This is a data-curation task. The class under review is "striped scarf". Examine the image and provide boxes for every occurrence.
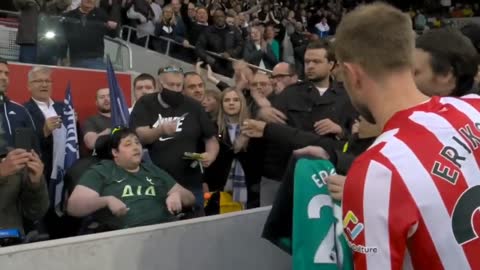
[224,123,247,206]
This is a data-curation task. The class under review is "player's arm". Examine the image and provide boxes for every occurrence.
[342,157,417,270]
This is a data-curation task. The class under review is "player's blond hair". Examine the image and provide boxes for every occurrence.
[334,3,415,78]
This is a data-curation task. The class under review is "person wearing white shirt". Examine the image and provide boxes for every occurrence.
[24,66,66,239]
[23,66,65,194]
[315,17,330,38]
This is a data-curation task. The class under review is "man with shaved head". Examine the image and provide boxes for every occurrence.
[82,88,112,150]
[271,62,298,94]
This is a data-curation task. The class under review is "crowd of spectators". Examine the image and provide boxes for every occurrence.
[4,0,375,76]
[2,0,479,78]
[1,0,480,260]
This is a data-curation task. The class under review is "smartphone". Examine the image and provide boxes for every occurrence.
[14,128,34,151]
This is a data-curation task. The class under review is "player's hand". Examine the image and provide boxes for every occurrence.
[314,118,342,136]
[326,174,346,201]
[166,192,183,214]
[106,196,129,216]
[241,119,267,138]
[0,149,31,177]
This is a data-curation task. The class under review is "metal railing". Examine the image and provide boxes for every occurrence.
[105,36,133,70]
[0,10,20,17]
[0,9,133,71]
[120,25,273,74]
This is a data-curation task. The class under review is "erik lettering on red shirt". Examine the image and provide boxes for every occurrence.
[343,95,480,270]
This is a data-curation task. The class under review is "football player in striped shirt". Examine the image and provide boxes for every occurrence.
[335,3,480,270]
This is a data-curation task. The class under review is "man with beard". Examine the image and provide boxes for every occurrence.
[413,28,478,97]
[182,72,205,103]
[130,66,219,216]
[335,3,480,269]
[82,88,112,151]
[0,59,38,153]
[255,40,356,205]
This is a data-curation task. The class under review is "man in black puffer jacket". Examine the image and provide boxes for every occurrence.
[195,9,243,77]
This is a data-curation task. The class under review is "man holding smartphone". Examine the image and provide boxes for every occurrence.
[0,140,49,236]
[24,66,65,183]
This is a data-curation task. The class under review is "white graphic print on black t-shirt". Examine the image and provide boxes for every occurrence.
[152,113,189,142]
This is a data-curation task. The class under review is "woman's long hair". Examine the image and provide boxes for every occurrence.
[217,88,250,149]
[161,4,177,25]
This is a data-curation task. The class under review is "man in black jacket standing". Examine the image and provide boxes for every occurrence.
[195,9,243,77]
[255,39,357,205]
[61,0,118,69]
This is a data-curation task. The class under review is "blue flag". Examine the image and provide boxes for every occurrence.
[51,82,79,215]
[62,82,79,169]
[106,56,130,128]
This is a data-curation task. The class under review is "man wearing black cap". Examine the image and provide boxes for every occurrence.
[130,66,219,216]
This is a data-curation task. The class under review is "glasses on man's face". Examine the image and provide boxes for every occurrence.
[251,82,269,87]
[270,74,293,79]
[158,66,184,74]
[31,79,52,85]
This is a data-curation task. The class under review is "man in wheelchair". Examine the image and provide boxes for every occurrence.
[67,128,195,231]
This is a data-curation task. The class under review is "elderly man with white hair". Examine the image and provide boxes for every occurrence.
[24,66,65,181]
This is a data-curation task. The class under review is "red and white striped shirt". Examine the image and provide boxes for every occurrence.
[343,95,480,270]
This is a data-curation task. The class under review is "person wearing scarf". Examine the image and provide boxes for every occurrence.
[203,89,263,209]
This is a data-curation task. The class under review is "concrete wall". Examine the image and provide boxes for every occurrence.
[0,207,291,270]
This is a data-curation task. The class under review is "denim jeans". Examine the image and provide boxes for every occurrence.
[19,45,37,64]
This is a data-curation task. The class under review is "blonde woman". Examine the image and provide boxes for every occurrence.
[155,5,177,38]
[203,89,262,208]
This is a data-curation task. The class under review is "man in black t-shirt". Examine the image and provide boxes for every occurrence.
[130,66,219,215]
[82,88,112,151]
